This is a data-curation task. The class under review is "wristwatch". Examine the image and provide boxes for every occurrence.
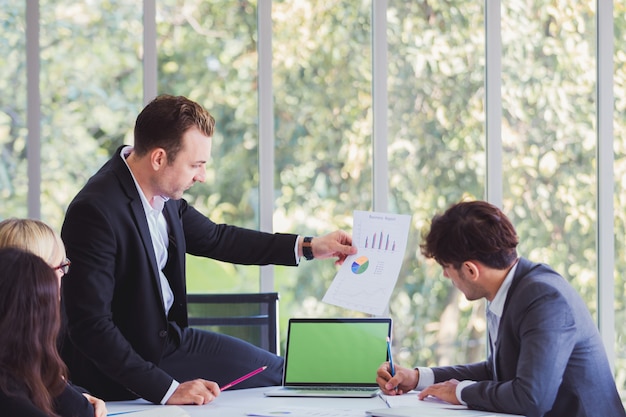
[303,236,314,260]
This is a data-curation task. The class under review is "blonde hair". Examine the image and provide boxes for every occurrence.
[0,218,65,267]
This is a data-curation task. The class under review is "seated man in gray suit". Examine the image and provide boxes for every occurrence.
[376,200,625,417]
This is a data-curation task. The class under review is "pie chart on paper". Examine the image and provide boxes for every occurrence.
[351,256,369,274]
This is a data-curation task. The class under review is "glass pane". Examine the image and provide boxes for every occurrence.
[39,1,143,229]
[387,1,486,367]
[501,0,598,324]
[0,1,27,219]
[155,0,261,293]
[272,0,374,329]
[614,1,626,405]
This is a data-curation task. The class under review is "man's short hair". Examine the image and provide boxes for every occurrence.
[133,94,216,163]
[420,200,519,270]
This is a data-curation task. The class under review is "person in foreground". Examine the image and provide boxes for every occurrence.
[0,219,106,417]
[61,94,357,406]
[0,247,107,417]
[376,200,626,417]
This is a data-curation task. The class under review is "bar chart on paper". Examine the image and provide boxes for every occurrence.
[323,211,411,315]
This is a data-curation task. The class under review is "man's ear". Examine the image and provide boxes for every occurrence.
[150,148,167,171]
[464,261,480,281]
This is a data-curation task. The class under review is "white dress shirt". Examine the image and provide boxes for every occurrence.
[120,146,179,403]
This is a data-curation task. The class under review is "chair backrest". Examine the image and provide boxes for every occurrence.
[186,292,280,354]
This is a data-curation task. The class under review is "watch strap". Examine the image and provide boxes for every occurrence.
[303,236,314,260]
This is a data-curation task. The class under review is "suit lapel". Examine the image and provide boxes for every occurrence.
[495,257,543,381]
[492,258,532,380]
[503,257,536,307]
[162,203,185,296]
[111,147,165,302]
[162,202,188,323]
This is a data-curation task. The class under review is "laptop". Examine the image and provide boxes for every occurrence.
[264,317,392,398]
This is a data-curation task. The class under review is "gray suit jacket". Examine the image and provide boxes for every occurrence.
[430,257,625,417]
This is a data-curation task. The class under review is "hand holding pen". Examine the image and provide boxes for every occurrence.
[167,379,221,405]
[376,360,421,396]
[376,337,420,395]
[165,365,267,405]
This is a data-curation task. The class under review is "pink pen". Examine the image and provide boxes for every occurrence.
[220,365,267,391]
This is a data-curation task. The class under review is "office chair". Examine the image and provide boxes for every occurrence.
[186,292,280,355]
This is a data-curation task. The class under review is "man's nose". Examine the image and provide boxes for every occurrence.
[194,170,206,183]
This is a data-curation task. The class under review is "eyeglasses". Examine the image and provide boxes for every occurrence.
[54,258,71,275]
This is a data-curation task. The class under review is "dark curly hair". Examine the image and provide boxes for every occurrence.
[420,200,518,270]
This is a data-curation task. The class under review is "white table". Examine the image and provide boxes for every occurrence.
[105,387,523,417]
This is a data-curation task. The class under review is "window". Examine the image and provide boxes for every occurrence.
[156,0,263,292]
[39,1,143,227]
[0,2,27,219]
[387,0,487,366]
[4,0,624,404]
[272,0,374,319]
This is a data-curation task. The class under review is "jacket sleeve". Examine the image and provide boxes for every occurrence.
[176,199,299,266]
[0,390,48,417]
[0,383,93,417]
[431,360,492,383]
[53,383,95,417]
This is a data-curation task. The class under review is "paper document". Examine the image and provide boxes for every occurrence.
[366,406,506,416]
[384,391,450,408]
[368,393,523,417]
[247,406,364,417]
[107,405,189,417]
[323,210,411,315]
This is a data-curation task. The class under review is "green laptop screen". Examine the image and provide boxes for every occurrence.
[283,319,391,385]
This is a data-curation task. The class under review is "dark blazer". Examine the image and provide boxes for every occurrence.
[0,382,93,417]
[430,257,625,417]
[61,146,298,403]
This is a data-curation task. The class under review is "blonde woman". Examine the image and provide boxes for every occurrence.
[0,218,106,417]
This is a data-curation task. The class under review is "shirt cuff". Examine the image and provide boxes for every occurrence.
[160,380,180,404]
[455,380,476,406]
[294,235,301,264]
[415,367,434,390]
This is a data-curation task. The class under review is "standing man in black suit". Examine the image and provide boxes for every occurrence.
[376,200,625,417]
[61,94,357,406]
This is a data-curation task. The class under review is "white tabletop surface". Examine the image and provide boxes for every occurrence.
[105,387,523,417]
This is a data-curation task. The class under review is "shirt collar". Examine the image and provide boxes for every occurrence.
[488,258,519,318]
[120,146,169,213]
